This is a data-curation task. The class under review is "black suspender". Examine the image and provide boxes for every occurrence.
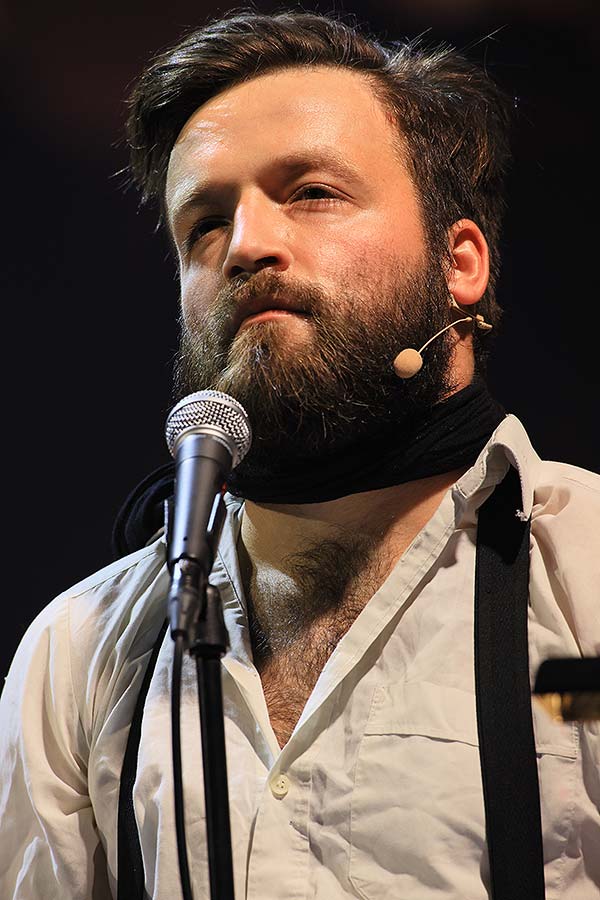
[117,618,168,900]
[475,466,545,899]
[117,466,545,899]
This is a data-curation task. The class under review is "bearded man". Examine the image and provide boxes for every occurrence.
[1,10,598,900]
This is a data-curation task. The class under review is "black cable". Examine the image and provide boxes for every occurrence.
[172,634,194,900]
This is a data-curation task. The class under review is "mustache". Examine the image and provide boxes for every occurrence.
[206,270,328,343]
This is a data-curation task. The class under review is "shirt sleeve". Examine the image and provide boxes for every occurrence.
[0,595,112,900]
[532,463,600,658]
[530,463,600,893]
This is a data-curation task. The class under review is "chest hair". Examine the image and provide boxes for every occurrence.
[244,532,391,747]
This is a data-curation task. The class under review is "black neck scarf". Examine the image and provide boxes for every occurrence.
[112,379,505,557]
[232,379,505,503]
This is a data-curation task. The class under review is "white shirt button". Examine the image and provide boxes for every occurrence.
[270,774,290,799]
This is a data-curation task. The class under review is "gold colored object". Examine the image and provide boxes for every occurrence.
[535,691,600,723]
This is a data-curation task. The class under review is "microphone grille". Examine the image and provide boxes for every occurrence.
[165,390,252,466]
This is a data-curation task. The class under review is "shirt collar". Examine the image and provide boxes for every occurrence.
[453,413,540,522]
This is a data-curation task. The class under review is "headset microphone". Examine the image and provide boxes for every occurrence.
[393,298,492,379]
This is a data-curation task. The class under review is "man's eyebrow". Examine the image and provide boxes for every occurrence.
[169,149,364,229]
[169,182,230,232]
[273,149,364,183]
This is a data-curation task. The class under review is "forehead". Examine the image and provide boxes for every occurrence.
[165,66,405,214]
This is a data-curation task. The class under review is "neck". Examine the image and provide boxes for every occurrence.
[239,467,465,588]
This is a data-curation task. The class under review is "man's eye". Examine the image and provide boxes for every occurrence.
[190,218,225,241]
[293,185,341,203]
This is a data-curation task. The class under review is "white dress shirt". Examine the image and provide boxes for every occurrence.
[1,415,599,899]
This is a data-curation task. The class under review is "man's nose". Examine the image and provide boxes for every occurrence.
[222,196,292,280]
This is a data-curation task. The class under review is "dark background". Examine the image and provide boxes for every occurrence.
[2,0,598,679]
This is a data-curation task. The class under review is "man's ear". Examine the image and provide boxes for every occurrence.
[446,219,489,307]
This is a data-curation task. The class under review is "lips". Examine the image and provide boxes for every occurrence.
[233,295,308,334]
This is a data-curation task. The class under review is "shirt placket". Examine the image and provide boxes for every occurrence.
[220,647,320,900]
[246,751,313,900]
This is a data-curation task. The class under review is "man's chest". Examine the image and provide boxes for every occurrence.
[256,613,356,747]
[246,550,392,746]
[90,539,582,900]
[250,594,369,747]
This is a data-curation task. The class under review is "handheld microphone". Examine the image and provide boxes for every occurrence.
[393,300,492,379]
[165,390,252,639]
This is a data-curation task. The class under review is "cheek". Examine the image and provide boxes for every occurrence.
[304,230,377,283]
[179,266,221,327]
[306,208,424,287]
[307,230,410,299]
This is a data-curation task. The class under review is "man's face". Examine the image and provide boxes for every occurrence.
[165,66,454,470]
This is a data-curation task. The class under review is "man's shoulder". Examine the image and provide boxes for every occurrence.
[530,456,600,585]
[534,456,600,515]
[489,420,600,652]
[0,537,171,813]
[60,536,168,606]
[12,538,168,687]
[10,538,169,735]
[528,458,599,655]
[62,537,169,658]
[14,538,166,649]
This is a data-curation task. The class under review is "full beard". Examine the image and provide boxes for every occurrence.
[173,255,456,485]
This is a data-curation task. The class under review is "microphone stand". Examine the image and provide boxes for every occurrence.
[191,580,235,900]
[169,493,235,900]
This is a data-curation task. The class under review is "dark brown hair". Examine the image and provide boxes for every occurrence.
[126,9,513,348]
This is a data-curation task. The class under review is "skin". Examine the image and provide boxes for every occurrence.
[165,66,490,741]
